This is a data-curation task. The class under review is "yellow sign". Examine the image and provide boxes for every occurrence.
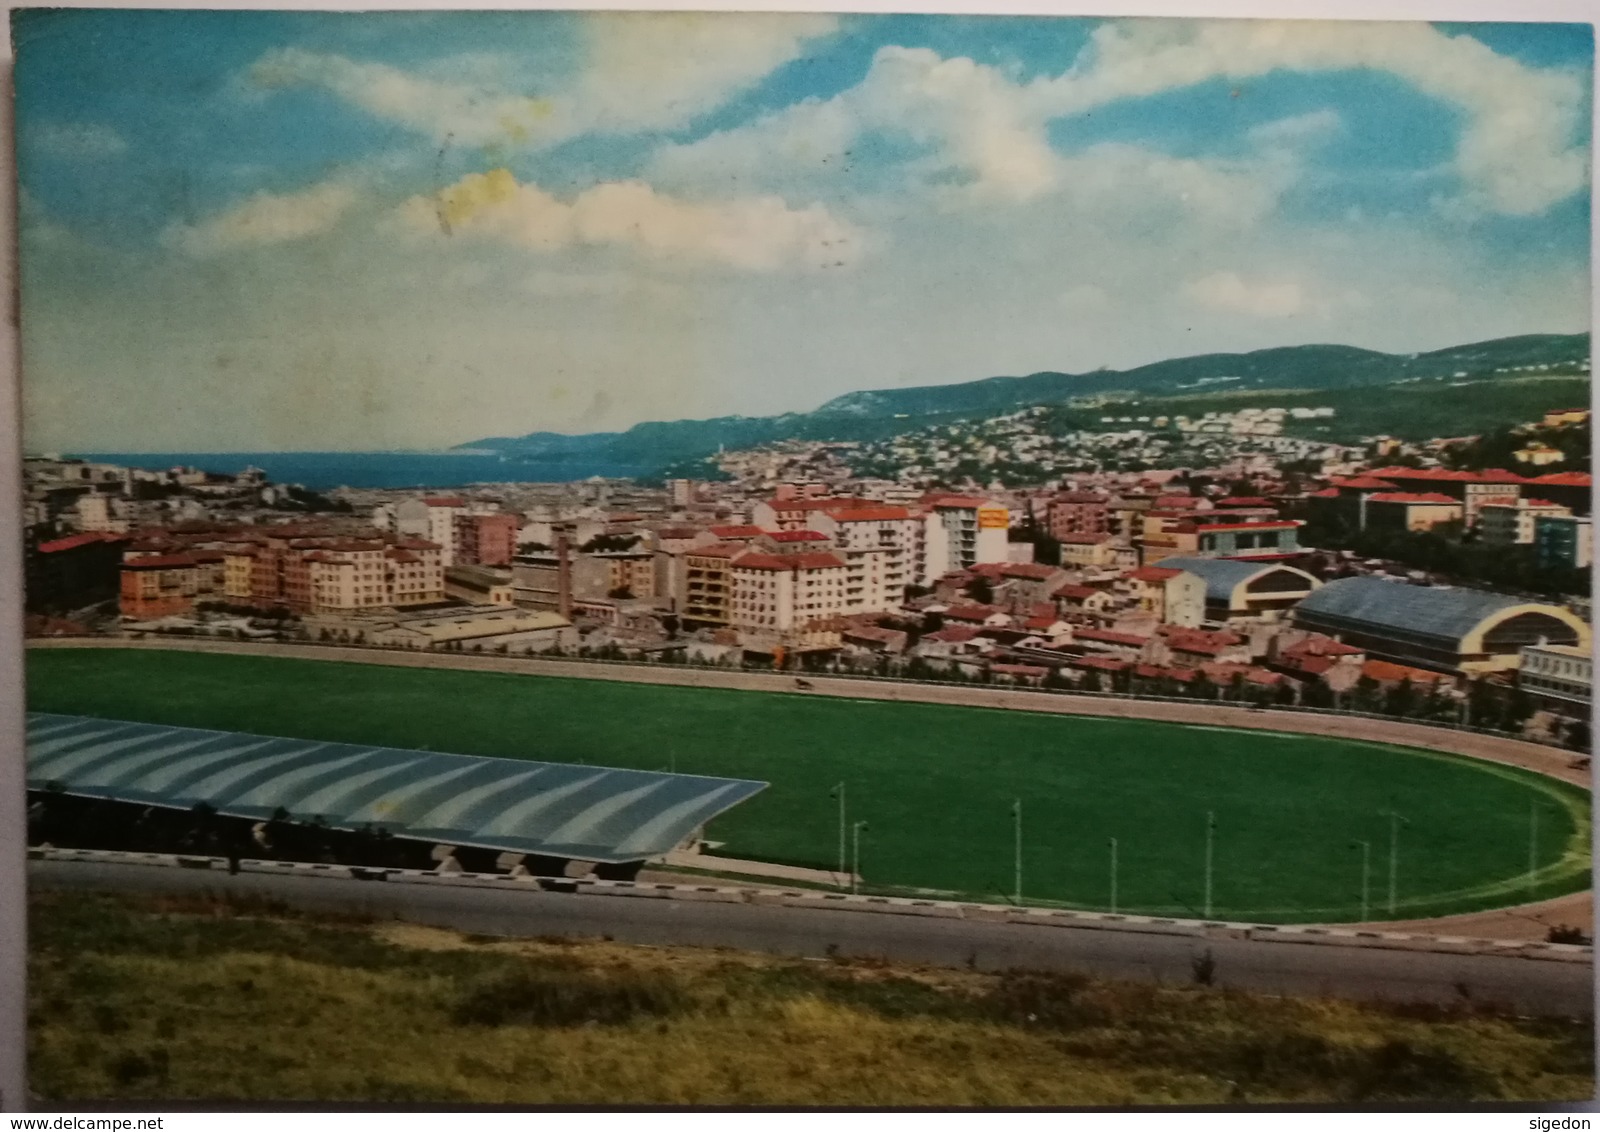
[978,508,1009,529]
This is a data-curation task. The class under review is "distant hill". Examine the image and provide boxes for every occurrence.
[458,332,1589,471]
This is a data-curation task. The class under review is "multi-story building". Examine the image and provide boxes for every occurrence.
[1117,566,1206,627]
[1045,493,1110,540]
[681,542,742,628]
[920,494,1009,583]
[120,554,203,619]
[1518,642,1592,713]
[730,551,847,644]
[806,503,920,614]
[1363,493,1464,533]
[26,531,127,614]
[1534,513,1593,570]
[445,564,516,606]
[453,511,519,567]
[1479,499,1571,547]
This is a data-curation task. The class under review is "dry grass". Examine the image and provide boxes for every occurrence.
[27,890,1595,1106]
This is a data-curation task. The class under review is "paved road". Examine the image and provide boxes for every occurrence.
[30,860,1594,1018]
[31,638,1589,786]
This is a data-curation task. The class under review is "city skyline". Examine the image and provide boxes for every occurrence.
[17,12,1593,454]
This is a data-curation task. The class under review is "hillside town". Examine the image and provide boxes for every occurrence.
[22,402,1594,750]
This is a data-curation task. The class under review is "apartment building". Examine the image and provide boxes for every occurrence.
[730,551,848,640]
[920,494,1009,584]
[806,503,921,614]
[1478,499,1571,546]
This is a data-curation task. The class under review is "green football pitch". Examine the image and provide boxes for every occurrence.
[26,648,1592,923]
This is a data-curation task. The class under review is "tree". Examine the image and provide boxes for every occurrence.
[1301,680,1335,709]
[965,576,995,605]
[1079,668,1103,693]
[1383,677,1416,718]
[1564,718,1591,752]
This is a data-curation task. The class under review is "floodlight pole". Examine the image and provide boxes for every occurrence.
[1013,798,1023,905]
[1527,798,1539,895]
[832,782,846,890]
[851,820,869,896]
[1353,840,1371,922]
[1385,808,1403,916]
[1203,810,1216,919]
[1108,837,1119,915]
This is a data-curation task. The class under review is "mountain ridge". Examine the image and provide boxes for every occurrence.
[458,332,1589,469]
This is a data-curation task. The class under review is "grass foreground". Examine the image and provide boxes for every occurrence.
[26,888,1595,1106]
[27,648,1592,922]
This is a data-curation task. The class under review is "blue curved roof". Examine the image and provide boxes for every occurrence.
[1293,576,1541,644]
[26,713,766,863]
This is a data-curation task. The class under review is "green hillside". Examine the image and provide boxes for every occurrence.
[462,332,1589,472]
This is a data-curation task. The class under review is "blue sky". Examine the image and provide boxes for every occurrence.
[14,11,1593,452]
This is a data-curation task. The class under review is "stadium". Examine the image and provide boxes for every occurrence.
[26,646,1591,924]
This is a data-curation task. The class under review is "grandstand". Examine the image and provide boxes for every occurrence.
[26,713,766,869]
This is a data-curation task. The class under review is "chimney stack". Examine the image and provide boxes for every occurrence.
[555,524,573,620]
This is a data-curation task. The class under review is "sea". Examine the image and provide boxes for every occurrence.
[70,452,655,492]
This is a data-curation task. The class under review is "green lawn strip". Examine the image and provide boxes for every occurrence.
[26,648,1591,924]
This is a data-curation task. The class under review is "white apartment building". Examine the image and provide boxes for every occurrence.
[1478,498,1571,546]
[730,551,847,637]
[805,503,921,614]
[920,495,1010,584]
[1519,642,1591,710]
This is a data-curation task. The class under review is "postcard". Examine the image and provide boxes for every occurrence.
[12,7,1595,1107]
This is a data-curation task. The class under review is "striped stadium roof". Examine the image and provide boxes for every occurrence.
[26,713,766,864]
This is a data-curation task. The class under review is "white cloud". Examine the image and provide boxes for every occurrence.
[575,13,839,133]
[1035,20,1587,215]
[168,180,360,256]
[394,168,863,272]
[1182,271,1307,318]
[250,13,837,150]
[31,121,128,160]
[652,45,1059,205]
[251,47,564,149]
[1248,108,1343,147]
[1180,269,1370,321]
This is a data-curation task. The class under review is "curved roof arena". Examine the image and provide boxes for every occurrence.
[26,713,767,863]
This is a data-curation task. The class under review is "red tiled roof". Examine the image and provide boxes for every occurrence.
[1528,471,1592,486]
[1071,655,1130,672]
[1126,566,1181,582]
[1058,533,1111,544]
[37,532,122,554]
[734,552,845,571]
[385,548,421,563]
[1053,493,1109,505]
[1195,521,1298,533]
[922,494,993,509]
[1362,659,1448,684]
[1024,615,1063,631]
[1522,499,1566,510]
[944,603,1006,622]
[710,525,764,538]
[1283,636,1363,659]
[687,542,746,559]
[923,626,981,643]
[826,505,910,522]
[1367,493,1460,505]
[1075,627,1147,646]
[122,553,197,569]
[1000,563,1061,580]
[393,538,442,551]
[423,496,467,507]
[1331,476,1400,491]
[1054,584,1102,600]
[1215,497,1272,507]
[768,529,830,542]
